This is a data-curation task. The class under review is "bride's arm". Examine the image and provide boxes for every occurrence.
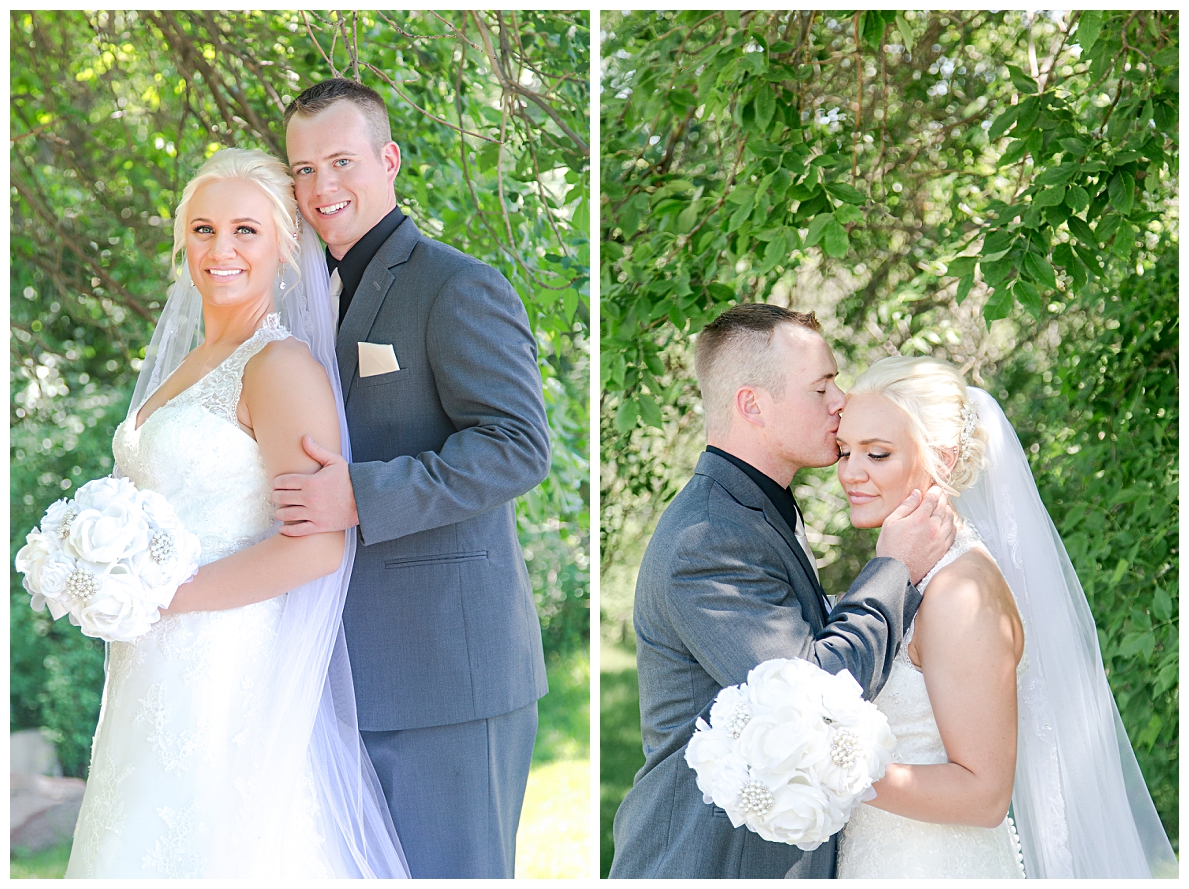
[165,339,345,613]
[863,551,1021,828]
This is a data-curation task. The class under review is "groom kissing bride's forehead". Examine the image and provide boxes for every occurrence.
[610,303,957,879]
[275,78,552,879]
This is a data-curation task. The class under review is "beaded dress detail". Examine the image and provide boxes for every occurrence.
[66,316,332,878]
[835,523,1027,879]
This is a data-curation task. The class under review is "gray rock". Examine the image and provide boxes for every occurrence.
[10,772,85,854]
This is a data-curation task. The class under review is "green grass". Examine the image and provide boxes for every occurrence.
[600,641,643,878]
[11,646,592,880]
[11,840,72,879]
[515,758,590,878]
[516,646,591,878]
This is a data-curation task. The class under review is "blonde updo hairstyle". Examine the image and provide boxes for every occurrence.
[847,355,988,495]
[171,148,299,272]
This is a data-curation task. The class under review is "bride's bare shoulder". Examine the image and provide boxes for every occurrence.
[914,549,1024,663]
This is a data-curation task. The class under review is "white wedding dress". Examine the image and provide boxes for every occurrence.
[66,318,335,878]
[836,525,1027,879]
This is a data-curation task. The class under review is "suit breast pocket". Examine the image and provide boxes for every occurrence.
[356,367,412,389]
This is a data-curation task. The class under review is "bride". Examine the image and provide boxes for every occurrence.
[831,356,1176,878]
[65,148,409,878]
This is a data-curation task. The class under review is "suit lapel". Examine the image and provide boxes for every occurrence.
[336,219,422,401]
[697,452,831,624]
[758,499,829,624]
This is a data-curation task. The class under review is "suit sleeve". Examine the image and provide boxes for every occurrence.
[347,261,551,544]
[665,517,921,700]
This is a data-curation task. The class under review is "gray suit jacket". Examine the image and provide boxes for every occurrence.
[609,451,921,879]
[337,219,550,732]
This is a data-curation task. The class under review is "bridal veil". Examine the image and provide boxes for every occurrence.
[958,387,1176,879]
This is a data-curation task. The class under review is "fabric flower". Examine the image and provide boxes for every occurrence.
[67,500,151,566]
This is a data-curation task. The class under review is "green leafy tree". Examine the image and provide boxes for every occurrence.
[11,10,590,777]
[600,10,1176,869]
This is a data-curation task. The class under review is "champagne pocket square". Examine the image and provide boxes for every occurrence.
[358,342,401,377]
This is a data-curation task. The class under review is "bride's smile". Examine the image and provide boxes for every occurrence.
[185,178,281,309]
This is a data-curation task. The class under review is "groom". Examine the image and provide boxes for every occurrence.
[272,79,551,878]
[609,304,954,878]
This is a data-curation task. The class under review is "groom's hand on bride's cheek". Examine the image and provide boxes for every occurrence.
[876,486,956,585]
[272,435,360,536]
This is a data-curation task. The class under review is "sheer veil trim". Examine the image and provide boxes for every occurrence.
[123,220,409,878]
[957,388,1176,879]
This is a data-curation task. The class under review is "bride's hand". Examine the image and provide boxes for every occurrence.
[875,486,957,585]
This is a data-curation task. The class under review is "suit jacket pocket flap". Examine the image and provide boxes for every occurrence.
[384,550,489,569]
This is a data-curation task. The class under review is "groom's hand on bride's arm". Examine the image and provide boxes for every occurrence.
[272,435,360,535]
[874,486,956,585]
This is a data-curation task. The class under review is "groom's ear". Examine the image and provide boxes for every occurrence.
[734,386,767,428]
[382,142,401,182]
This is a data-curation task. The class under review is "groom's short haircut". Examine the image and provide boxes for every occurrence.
[695,303,821,439]
[284,78,393,155]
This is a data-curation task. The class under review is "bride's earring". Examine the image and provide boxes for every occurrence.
[278,262,286,291]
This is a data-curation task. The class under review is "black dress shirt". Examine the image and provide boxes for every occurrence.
[706,446,805,542]
[326,206,406,326]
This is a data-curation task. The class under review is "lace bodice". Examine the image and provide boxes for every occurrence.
[112,315,290,563]
[834,524,1027,878]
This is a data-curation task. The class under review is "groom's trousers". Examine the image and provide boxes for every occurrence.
[361,701,538,878]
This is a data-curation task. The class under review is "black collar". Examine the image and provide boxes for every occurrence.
[326,206,405,324]
[705,446,802,536]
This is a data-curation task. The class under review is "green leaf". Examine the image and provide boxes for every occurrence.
[1067,254,1088,289]
[981,256,1012,286]
[1034,163,1078,186]
[988,104,1020,140]
[1033,185,1067,208]
[983,286,1013,322]
[824,181,866,204]
[563,287,578,321]
[981,229,1015,259]
[1000,138,1030,167]
[1013,278,1043,317]
[638,393,663,429]
[1151,586,1172,621]
[834,203,863,225]
[1108,171,1135,215]
[1065,184,1090,213]
[804,211,834,248]
[1007,64,1037,95]
[1067,215,1098,246]
[947,256,977,278]
[1153,46,1178,67]
[707,283,736,303]
[754,84,776,133]
[1110,557,1130,584]
[614,397,640,435]
[1015,96,1041,132]
[677,203,698,233]
[895,14,914,53]
[955,273,974,304]
[822,219,849,258]
[1024,252,1058,290]
[1051,242,1075,268]
[1096,213,1123,243]
[1059,136,1089,156]
[1077,11,1103,54]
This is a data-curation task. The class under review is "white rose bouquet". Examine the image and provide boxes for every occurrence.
[685,657,896,850]
[15,477,201,643]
